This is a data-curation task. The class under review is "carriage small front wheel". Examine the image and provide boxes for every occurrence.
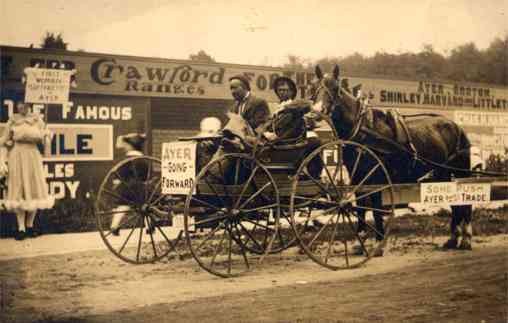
[95,156,183,264]
[290,140,395,270]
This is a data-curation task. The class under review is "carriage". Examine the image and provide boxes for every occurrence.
[94,65,507,278]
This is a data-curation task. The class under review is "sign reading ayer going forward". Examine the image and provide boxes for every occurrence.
[161,141,197,195]
[420,182,491,205]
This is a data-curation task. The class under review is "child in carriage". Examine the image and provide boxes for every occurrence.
[109,133,148,236]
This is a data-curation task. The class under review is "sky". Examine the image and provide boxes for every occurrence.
[1,0,507,66]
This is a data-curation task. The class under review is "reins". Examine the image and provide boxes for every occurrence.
[312,82,507,178]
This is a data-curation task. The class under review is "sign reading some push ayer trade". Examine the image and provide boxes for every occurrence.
[420,182,491,205]
[161,142,197,195]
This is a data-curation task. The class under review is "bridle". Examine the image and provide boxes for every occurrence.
[309,81,338,115]
[310,79,367,140]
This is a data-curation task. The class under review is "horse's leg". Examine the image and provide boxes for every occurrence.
[443,206,462,249]
[458,205,473,250]
[372,193,385,257]
[352,207,367,255]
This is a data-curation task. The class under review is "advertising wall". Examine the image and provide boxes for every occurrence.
[1,45,507,232]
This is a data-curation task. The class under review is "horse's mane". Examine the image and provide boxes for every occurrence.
[337,87,361,113]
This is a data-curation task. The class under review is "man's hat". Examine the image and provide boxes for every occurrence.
[120,133,146,151]
[272,76,297,99]
[229,75,251,91]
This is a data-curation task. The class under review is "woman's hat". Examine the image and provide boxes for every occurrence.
[197,117,222,137]
[272,76,297,99]
[117,133,146,151]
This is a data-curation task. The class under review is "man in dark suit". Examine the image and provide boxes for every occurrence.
[228,75,270,139]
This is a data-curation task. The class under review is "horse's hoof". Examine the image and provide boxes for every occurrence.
[442,239,458,250]
[458,241,472,250]
[352,245,365,256]
[372,244,384,257]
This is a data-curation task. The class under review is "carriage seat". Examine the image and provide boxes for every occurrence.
[258,137,322,174]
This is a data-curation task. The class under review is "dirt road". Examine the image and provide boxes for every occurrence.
[1,235,507,323]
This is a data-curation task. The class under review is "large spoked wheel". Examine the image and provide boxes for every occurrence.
[95,156,183,264]
[290,140,395,270]
[184,153,280,278]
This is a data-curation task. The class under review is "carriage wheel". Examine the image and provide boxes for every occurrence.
[95,156,184,264]
[265,206,311,254]
[184,153,280,278]
[290,140,395,270]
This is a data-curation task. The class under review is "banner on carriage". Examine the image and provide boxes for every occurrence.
[161,141,197,194]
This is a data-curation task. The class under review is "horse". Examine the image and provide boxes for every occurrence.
[309,64,473,252]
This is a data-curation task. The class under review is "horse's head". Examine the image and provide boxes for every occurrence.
[308,65,340,115]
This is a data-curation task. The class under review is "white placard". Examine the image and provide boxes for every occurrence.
[161,141,197,194]
[454,111,508,127]
[455,183,491,205]
[421,182,492,205]
[24,68,72,104]
[420,182,457,205]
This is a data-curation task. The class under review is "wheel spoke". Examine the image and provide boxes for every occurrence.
[195,223,224,252]
[147,178,162,205]
[302,169,336,200]
[349,149,363,181]
[118,219,139,254]
[345,209,385,240]
[102,188,138,208]
[97,209,137,217]
[345,212,369,258]
[136,217,144,262]
[146,217,158,258]
[145,159,153,182]
[234,158,241,185]
[240,203,279,213]
[152,219,180,255]
[347,164,380,199]
[218,160,233,205]
[238,182,273,210]
[210,228,227,269]
[243,218,275,232]
[352,204,393,214]
[308,213,335,248]
[112,171,139,199]
[346,184,392,204]
[193,212,229,227]
[232,225,250,269]
[317,154,339,196]
[103,211,139,238]
[203,172,226,207]
[190,196,221,211]
[227,224,233,274]
[293,195,338,207]
[324,213,340,264]
[340,214,351,266]
[233,165,259,209]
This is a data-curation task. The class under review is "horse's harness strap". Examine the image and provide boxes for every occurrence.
[393,110,419,160]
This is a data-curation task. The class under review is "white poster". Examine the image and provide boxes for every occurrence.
[161,141,197,195]
[420,182,457,205]
[24,68,72,104]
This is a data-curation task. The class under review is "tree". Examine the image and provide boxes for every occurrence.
[281,54,311,71]
[189,50,215,63]
[40,32,68,50]
[481,35,508,85]
[445,42,487,82]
